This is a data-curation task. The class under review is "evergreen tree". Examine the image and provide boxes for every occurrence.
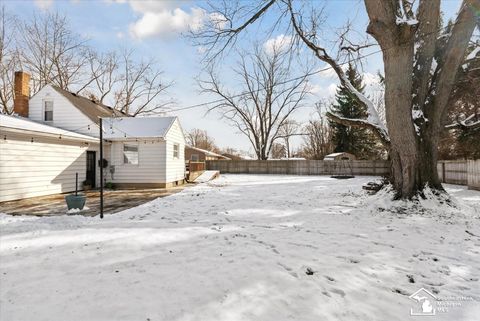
[329,64,378,159]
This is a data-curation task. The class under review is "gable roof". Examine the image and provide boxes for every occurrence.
[51,85,127,124]
[102,116,178,140]
[0,114,98,143]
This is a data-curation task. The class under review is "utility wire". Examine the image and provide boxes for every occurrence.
[166,19,471,113]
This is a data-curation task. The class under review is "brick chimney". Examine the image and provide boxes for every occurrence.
[13,71,31,117]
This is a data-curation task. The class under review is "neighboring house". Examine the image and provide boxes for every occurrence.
[221,153,243,160]
[0,71,185,202]
[185,145,230,161]
[324,152,356,161]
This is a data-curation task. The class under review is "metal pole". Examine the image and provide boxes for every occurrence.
[75,172,78,196]
[99,118,104,219]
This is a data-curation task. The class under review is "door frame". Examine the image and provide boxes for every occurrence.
[86,151,96,188]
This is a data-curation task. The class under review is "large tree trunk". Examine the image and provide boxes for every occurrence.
[365,0,478,199]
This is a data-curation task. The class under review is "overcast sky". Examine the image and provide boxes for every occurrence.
[5,0,462,155]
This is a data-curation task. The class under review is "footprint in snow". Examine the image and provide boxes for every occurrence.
[277,262,298,278]
[330,288,346,298]
[392,288,409,296]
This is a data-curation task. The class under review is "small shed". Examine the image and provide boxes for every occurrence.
[324,152,356,161]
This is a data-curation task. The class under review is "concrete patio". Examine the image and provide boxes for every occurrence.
[0,185,189,217]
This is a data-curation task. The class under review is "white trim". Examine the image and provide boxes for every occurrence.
[123,143,139,165]
[42,99,54,122]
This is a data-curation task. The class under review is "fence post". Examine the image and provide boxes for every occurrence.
[442,162,446,183]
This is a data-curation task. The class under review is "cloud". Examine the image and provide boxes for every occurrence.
[263,34,293,55]
[34,0,53,10]
[122,0,216,40]
[308,82,337,98]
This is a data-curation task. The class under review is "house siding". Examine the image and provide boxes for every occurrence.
[165,119,186,183]
[0,133,101,202]
[108,141,167,184]
[29,85,100,137]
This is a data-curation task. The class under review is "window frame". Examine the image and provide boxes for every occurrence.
[173,143,180,159]
[123,143,139,165]
[43,100,54,122]
[191,154,199,161]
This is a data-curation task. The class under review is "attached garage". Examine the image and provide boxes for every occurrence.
[0,115,100,202]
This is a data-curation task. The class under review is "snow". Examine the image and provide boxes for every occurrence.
[1,175,479,321]
[337,72,389,141]
[67,206,90,214]
[193,170,219,183]
[431,58,438,73]
[187,145,227,158]
[103,116,177,140]
[466,47,480,60]
[0,114,97,142]
[395,16,419,26]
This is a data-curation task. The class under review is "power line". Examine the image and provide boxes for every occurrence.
[167,19,469,113]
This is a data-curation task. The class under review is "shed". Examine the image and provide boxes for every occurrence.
[324,152,356,161]
[103,116,186,188]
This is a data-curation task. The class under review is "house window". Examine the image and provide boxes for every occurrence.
[191,154,199,161]
[44,101,53,121]
[123,144,138,165]
[173,143,179,159]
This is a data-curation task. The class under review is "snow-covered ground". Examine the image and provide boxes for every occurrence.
[1,175,479,321]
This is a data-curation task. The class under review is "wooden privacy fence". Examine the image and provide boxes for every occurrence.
[437,160,468,185]
[437,159,480,190]
[207,159,480,190]
[187,161,206,172]
[467,160,480,190]
[206,160,390,176]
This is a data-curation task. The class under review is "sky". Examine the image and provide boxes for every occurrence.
[3,0,463,155]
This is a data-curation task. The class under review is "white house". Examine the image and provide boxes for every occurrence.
[103,117,186,188]
[0,71,185,202]
[0,114,100,202]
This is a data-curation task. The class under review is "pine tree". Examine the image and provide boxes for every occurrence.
[329,64,378,159]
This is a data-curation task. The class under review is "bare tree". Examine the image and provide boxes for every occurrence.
[270,142,287,158]
[193,0,480,199]
[76,50,120,103]
[300,113,334,160]
[2,8,171,117]
[200,45,310,160]
[17,12,88,93]
[278,119,299,158]
[114,50,172,116]
[0,6,18,114]
[186,128,219,152]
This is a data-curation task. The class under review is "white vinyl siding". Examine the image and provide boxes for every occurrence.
[29,85,99,137]
[165,119,185,183]
[0,133,102,202]
[109,141,167,183]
